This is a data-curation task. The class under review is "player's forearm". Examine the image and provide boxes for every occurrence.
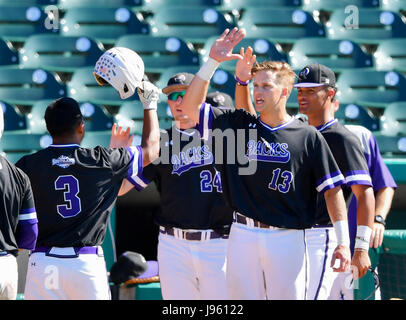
[375,187,395,220]
[118,179,134,196]
[180,75,210,124]
[353,186,375,228]
[235,84,256,115]
[141,109,160,167]
[324,186,348,223]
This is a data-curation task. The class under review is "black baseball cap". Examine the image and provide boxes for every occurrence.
[294,64,336,88]
[162,72,194,95]
[109,251,148,285]
[45,97,84,136]
[206,91,234,110]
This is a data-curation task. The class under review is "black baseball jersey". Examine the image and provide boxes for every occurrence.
[0,155,38,256]
[16,144,142,247]
[315,119,372,225]
[197,103,346,229]
[130,126,233,232]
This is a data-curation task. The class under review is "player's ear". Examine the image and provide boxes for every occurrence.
[77,120,85,135]
[281,87,289,98]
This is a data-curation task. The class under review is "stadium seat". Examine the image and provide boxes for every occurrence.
[374,133,406,156]
[148,6,235,45]
[80,131,112,148]
[142,0,230,11]
[0,131,52,153]
[302,0,379,11]
[0,38,19,66]
[335,103,380,131]
[0,101,27,131]
[58,0,143,9]
[20,34,105,73]
[380,0,406,11]
[0,5,54,43]
[222,0,302,10]
[26,99,52,134]
[0,0,59,5]
[115,35,199,75]
[326,9,406,44]
[373,39,406,73]
[380,102,406,137]
[115,101,151,135]
[67,66,139,106]
[335,69,406,109]
[289,38,373,72]
[0,67,66,106]
[80,102,114,131]
[200,37,287,72]
[60,7,149,45]
[237,7,325,44]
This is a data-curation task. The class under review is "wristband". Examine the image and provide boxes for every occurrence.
[354,225,372,251]
[333,220,350,247]
[196,57,220,81]
[235,75,249,86]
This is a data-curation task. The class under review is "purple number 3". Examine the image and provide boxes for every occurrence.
[54,175,82,218]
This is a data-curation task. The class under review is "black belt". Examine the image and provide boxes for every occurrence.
[233,212,282,230]
[159,226,229,241]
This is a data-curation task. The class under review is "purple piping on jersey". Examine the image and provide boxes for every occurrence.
[314,229,329,300]
[258,116,296,132]
[16,221,38,250]
[49,144,80,148]
[20,207,36,214]
[127,173,150,191]
[316,119,338,133]
[316,171,346,192]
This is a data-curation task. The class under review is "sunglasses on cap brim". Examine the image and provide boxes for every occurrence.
[167,91,186,101]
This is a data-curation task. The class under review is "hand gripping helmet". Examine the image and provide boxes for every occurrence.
[93,47,145,99]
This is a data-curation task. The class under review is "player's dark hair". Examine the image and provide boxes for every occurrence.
[45,97,84,138]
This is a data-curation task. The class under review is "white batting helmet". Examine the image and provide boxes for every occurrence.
[93,47,145,99]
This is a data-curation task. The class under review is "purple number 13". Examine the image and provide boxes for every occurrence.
[54,175,82,218]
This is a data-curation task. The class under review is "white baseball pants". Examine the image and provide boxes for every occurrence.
[24,247,110,300]
[157,232,228,300]
[226,222,307,300]
[305,227,339,300]
[0,254,18,300]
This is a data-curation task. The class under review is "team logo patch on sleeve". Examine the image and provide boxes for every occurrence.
[52,155,76,169]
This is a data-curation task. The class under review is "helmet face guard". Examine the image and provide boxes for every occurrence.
[93,47,145,99]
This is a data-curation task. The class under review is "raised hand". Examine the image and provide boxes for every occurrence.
[209,27,246,63]
[137,80,160,110]
[235,46,257,83]
[109,123,134,148]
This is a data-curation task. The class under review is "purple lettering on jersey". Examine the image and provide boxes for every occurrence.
[246,140,290,163]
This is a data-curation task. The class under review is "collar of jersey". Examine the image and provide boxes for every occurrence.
[258,116,295,132]
[49,144,80,148]
[316,119,338,132]
[174,126,196,137]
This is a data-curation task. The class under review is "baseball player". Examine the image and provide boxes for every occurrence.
[179,28,352,300]
[294,64,376,300]
[16,47,160,300]
[330,121,397,300]
[0,107,38,300]
[114,72,234,300]
[206,91,235,110]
